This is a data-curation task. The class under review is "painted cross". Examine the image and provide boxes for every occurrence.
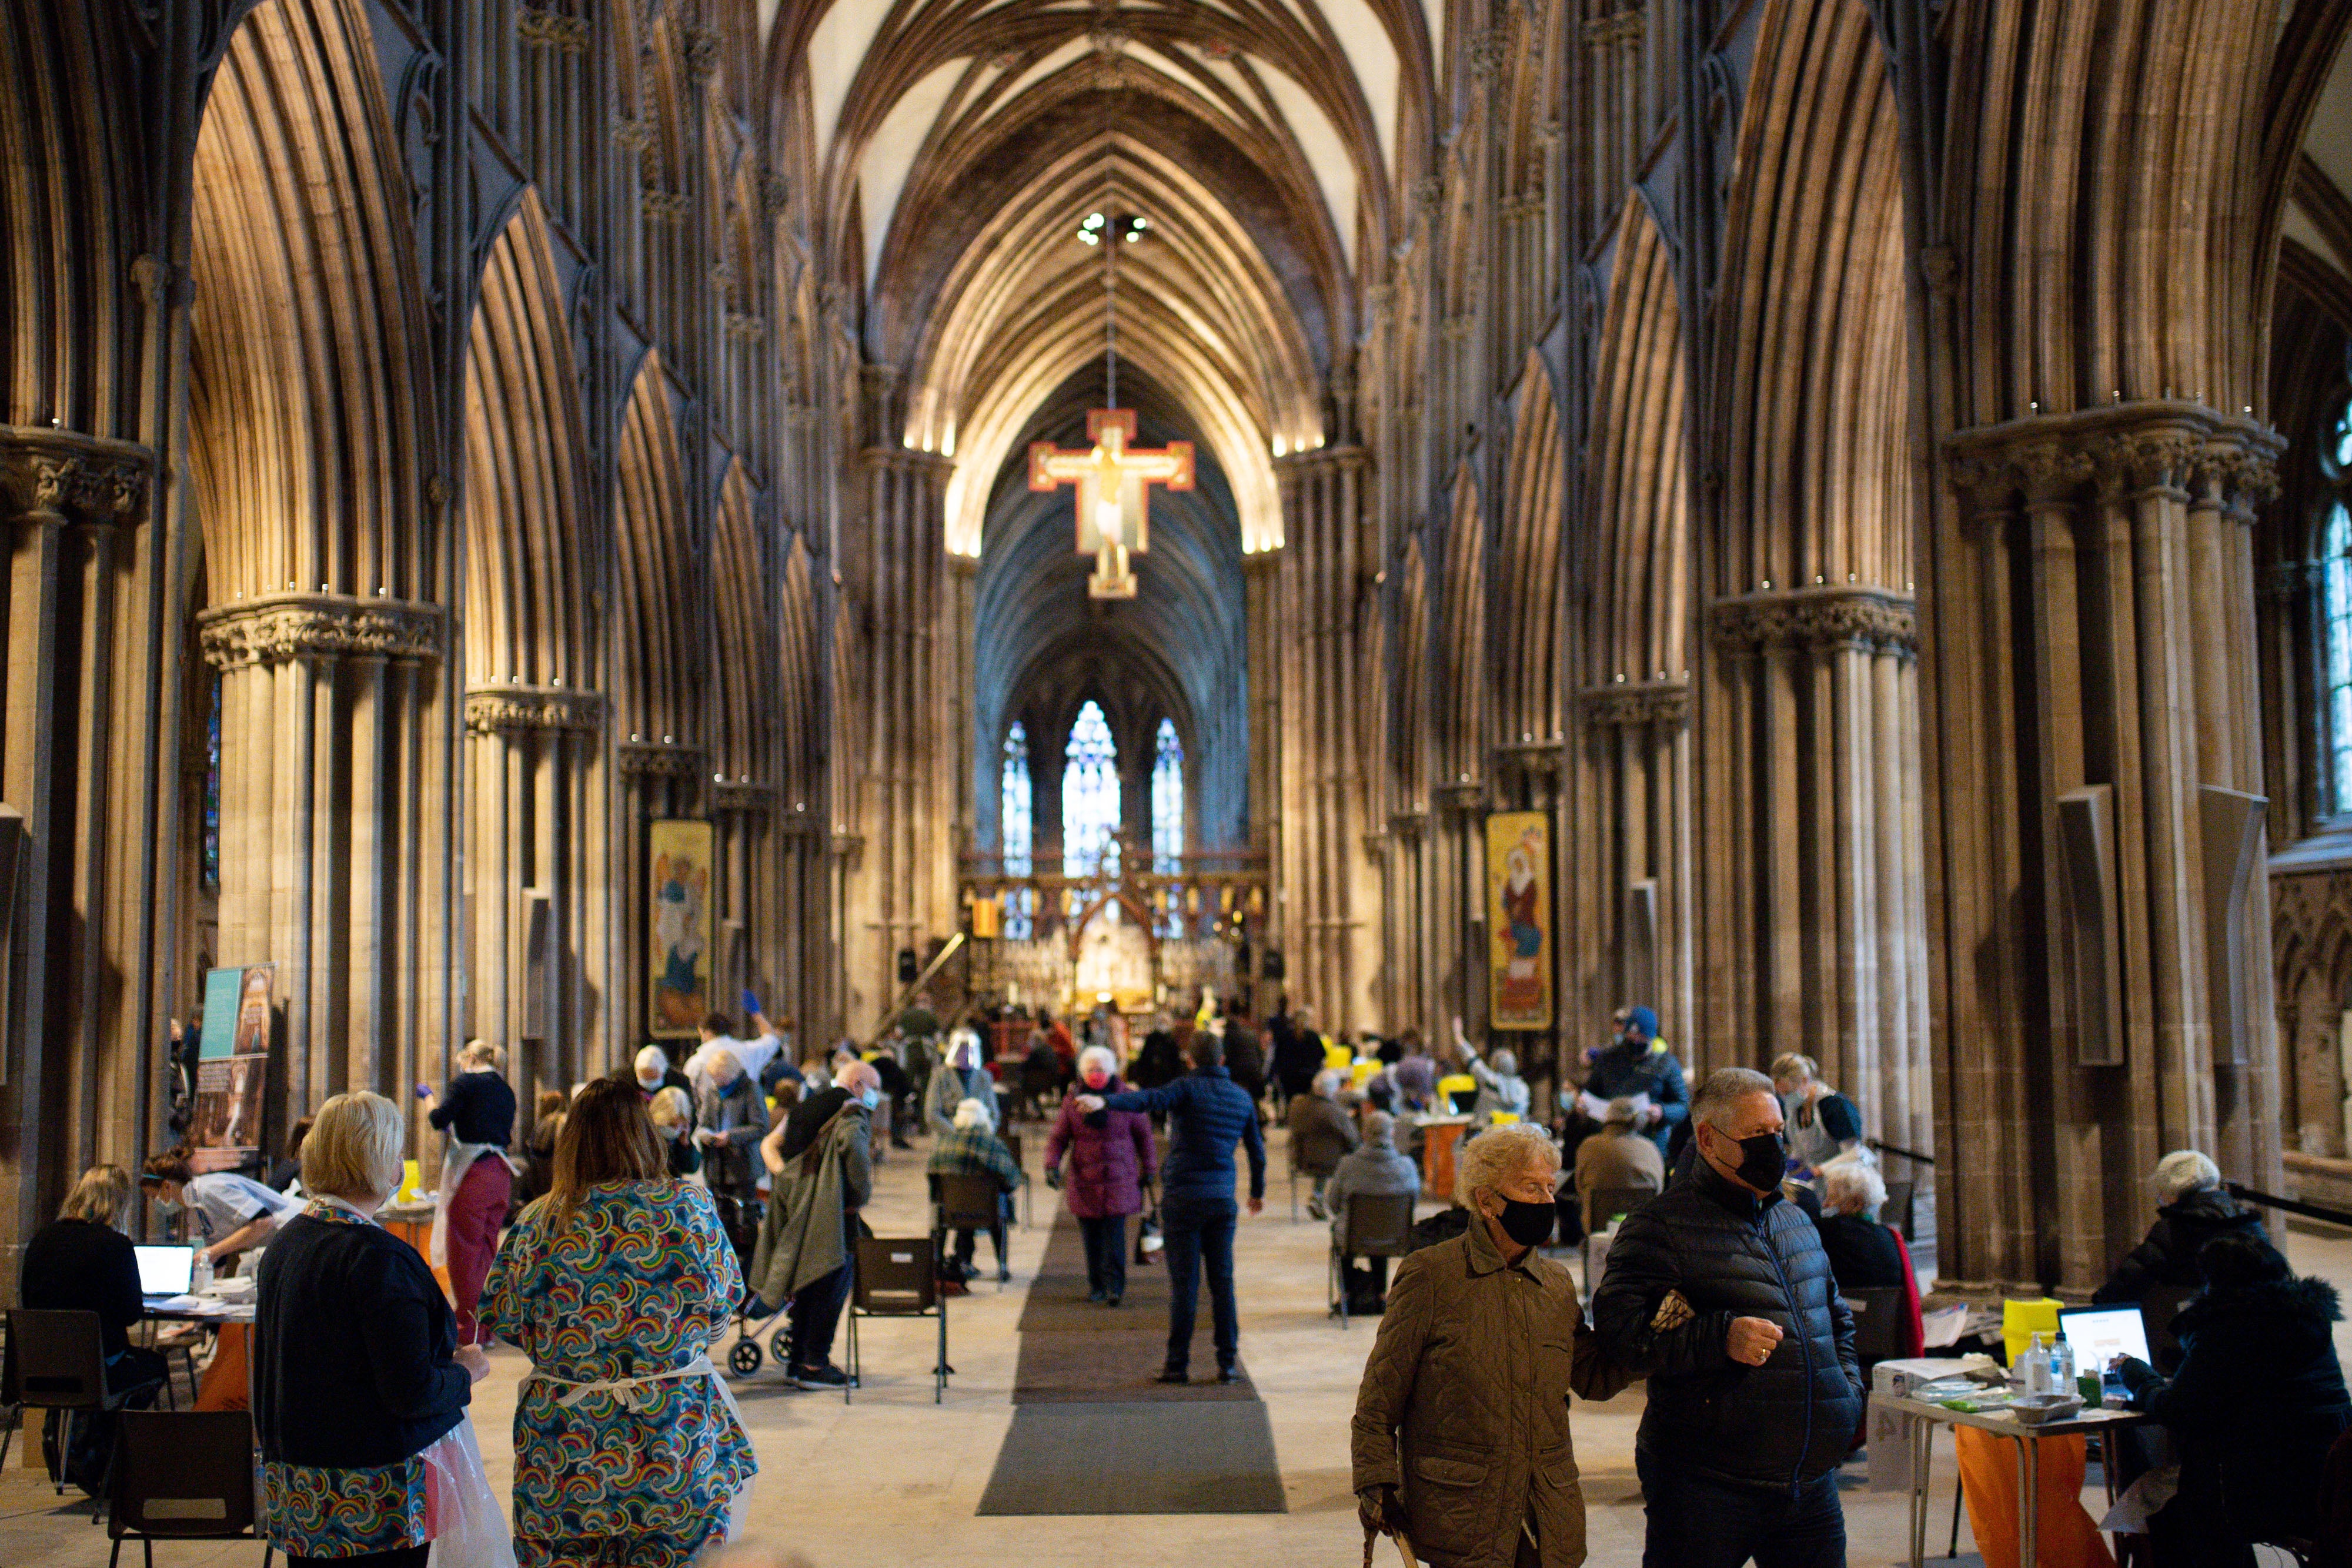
[1027,409,1194,599]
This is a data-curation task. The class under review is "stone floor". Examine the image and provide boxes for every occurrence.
[8,1129,2351,1566]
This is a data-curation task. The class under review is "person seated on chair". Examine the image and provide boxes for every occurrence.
[927,1097,1024,1284]
[1287,1068,1360,1221]
[1815,1162,1905,1292]
[18,1164,169,1492]
[1571,1096,1665,1243]
[1327,1111,1419,1314]
[2094,1148,2270,1307]
[2115,1233,2352,1568]
[649,1085,703,1179]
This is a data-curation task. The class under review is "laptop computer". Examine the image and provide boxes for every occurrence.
[2060,1304,2154,1390]
[135,1243,196,1300]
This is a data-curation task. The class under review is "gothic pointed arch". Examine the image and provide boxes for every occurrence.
[186,0,452,1119]
[1497,350,1565,750]
[459,186,608,1091]
[1438,463,1485,785]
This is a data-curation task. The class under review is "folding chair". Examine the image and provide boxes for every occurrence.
[1581,1186,1656,1295]
[1842,1286,1910,1366]
[1330,1192,1417,1327]
[935,1171,1008,1289]
[845,1236,950,1406]
[108,1409,273,1567]
[1879,1178,1916,1238]
[1002,1132,1030,1229]
[2,1308,115,1513]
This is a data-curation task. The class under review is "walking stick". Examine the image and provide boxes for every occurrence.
[1361,1523,1416,1568]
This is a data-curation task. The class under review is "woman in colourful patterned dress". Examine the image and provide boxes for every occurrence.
[254,1091,490,1567]
[485,1075,758,1567]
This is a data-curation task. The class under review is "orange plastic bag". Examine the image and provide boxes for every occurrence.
[1953,1425,2116,1568]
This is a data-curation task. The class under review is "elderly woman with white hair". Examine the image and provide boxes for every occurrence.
[927,1095,1025,1284]
[2093,1148,2271,1307]
[1352,1122,1631,1567]
[1287,1066,1361,1219]
[1816,1161,1905,1291]
[1045,1044,1158,1304]
[926,1027,994,1138]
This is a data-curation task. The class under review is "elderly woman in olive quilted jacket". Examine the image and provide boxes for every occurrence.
[1351,1124,1633,1568]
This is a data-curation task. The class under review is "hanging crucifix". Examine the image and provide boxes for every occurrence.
[1028,409,1193,600]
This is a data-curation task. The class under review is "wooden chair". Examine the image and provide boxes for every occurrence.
[108,1409,272,1567]
[845,1236,950,1406]
[1330,1192,1418,1328]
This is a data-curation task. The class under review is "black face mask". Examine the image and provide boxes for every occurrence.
[1715,1129,1787,1192]
[1494,1196,1556,1248]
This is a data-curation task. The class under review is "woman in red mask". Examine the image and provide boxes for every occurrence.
[1044,1045,1158,1305]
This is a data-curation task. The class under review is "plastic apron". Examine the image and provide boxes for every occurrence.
[427,1141,509,1269]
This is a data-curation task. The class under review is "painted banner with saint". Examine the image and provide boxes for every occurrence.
[1485,812,1552,1030]
[649,819,714,1037]
[192,962,273,1173]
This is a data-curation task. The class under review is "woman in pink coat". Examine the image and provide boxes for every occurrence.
[1044,1045,1158,1306]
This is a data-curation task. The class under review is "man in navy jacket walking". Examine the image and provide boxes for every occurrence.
[1080,1034,1267,1383]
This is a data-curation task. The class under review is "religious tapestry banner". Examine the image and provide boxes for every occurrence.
[1485,813,1553,1031]
[649,819,714,1038]
[193,963,273,1173]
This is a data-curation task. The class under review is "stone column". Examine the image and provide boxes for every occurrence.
[843,364,955,1032]
[1933,403,2284,1290]
[464,686,604,1098]
[1573,681,1693,1054]
[1698,587,1931,1186]
[0,427,154,1261]
[1277,444,1379,1032]
[198,593,447,1115]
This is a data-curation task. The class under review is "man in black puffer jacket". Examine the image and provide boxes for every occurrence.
[1593,1066,1862,1568]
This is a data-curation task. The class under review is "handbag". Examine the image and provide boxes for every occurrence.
[1134,1202,1161,1265]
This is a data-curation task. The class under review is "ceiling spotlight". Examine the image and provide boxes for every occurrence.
[1084,212,1105,230]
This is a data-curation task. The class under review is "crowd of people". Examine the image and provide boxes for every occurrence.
[22,989,2352,1567]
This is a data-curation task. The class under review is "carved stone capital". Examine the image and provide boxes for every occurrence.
[199,593,444,670]
[1945,401,2287,514]
[1389,810,1428,842]
[465,685,604,735]
[516,6,589,52]
[1581,680,1691,727]
[724,309,767,342]
[1434,780,1486,810]
[612,118,654,152]
[0,426,155,526]
[714,780,779,811]
[618,741,705,778]
[1468,25,1515,78]
[1708,586,1918,655]
[642,188,690,222]
[683,25,722,81]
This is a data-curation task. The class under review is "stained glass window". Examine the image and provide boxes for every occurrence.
[2329,403,2352,818]
[202,674,221,889]
[1001,722,1034,939]
[1063,700,1121,886]
[1151,718,1184,872]
[1151,719,1185,937]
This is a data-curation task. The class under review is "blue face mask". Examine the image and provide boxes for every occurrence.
[860,1087,881,1109]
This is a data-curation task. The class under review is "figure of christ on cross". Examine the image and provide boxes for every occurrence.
[1028,409,1195,599]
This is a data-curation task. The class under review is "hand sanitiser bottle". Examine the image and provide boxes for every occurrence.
[2054,1330,2076,1394]
[2022,1332,2049,1393]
